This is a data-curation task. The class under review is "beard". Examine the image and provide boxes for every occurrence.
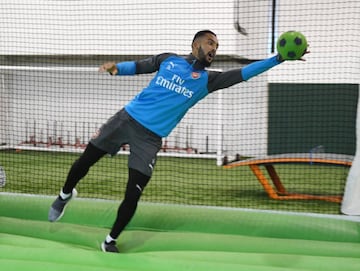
[197,46,212,67]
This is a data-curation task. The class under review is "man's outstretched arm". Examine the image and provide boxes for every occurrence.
[98,53,174,76]
[207,55,282,92]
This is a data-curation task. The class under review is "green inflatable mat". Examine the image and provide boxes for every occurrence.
[1,194,360,271]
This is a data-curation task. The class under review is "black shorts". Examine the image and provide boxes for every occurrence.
[90,108,162,176]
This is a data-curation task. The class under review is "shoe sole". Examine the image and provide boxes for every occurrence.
[100,242,106,252]
[52,209,65,222]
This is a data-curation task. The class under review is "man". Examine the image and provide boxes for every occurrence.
[48,30,306,253]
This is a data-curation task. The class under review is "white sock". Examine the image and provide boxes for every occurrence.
[59,189,71,200]
[105,234,116,244]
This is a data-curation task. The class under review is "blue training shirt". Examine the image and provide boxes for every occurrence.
[125,55,209,137]
[119,53,280,137]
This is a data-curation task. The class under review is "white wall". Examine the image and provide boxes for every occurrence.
[0,0,271,157]
[1,0,358,78]
[0,0,237,55]
[0,0,273,58]
[1,0,359,158]
[268,0,360,84]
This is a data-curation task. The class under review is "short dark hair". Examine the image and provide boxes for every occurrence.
[192,30,217,44]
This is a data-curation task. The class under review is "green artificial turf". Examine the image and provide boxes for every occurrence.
[0,149,349,213]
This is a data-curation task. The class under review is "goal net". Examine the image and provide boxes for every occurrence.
[0,0,359,214]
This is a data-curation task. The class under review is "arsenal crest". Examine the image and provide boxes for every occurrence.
[191,72,200,79]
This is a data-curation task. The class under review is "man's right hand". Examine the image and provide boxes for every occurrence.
[99,62,118,75]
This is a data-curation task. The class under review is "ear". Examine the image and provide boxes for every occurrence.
[192,40,200,50]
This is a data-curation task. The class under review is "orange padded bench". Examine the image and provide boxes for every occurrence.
[223,153,353,203]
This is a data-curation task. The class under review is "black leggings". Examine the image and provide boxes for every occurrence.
[110,168,150,239]
[63,143,150,239]
[63,143,106,194]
